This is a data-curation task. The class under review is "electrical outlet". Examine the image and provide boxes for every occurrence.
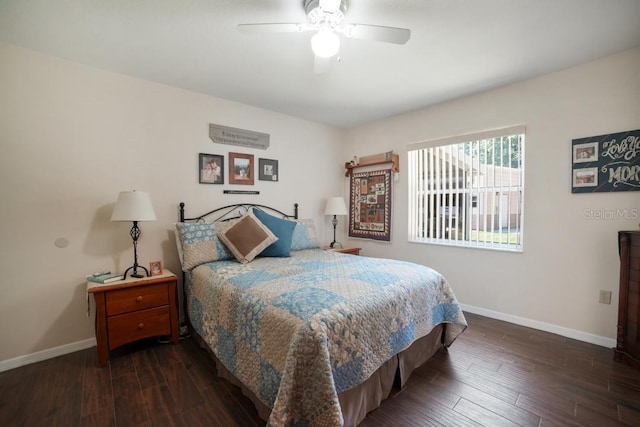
[599,290,612,305]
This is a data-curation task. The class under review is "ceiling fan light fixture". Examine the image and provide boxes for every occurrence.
[306,0,345,25]
[319,0,342,13]
[311,29,340,58]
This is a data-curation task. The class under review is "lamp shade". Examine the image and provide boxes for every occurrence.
[324,197,348,216]
[111,190,157,222]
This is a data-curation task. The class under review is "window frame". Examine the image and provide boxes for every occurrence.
[407,125,525,252]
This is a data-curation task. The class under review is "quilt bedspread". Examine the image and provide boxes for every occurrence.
[187,249,467,427]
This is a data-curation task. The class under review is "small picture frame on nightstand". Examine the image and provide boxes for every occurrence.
[149,260,163,276]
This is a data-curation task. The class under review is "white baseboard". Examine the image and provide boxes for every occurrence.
[0,306,617,373]
[0,338,96,373]
[461,304,616,349]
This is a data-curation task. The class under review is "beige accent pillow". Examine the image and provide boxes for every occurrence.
[218,210,278,263]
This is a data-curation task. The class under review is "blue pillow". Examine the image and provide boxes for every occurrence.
[290,219,321,250]
[253,208,296,257]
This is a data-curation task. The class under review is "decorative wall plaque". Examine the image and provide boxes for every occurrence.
[571,129,639,193]
[209,123,270,150]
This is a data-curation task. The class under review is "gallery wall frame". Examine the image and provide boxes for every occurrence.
[259,158,279,182]
[229,152,254,185]
[199,153,224,184]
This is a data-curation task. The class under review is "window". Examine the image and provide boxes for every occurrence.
[407,126,525,251]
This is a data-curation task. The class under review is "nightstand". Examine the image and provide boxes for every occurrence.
[87,270,179,366]
[323,246,361,256]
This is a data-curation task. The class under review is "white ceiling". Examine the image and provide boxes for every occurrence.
[1,0,639,129]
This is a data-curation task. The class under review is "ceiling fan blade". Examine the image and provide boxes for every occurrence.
[237,23,309,33]
[343,24,411,44]
[314,55,331,74]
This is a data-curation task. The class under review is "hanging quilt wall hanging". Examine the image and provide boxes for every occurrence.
[348,169,392,241]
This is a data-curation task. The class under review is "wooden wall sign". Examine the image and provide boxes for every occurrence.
[209,123,270,150]
[571,129,640,193]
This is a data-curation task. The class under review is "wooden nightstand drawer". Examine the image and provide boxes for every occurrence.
[107,306,171,349]
[88,270,179,366]
[106,283,169,316]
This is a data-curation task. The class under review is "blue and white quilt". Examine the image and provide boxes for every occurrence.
[187,249,467,426]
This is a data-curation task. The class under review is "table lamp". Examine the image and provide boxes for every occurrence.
[111,190,157,279]
[324,196,348,248]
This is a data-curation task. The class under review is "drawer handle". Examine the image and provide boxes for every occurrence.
[138,323,144,329]
[136,296,143,303]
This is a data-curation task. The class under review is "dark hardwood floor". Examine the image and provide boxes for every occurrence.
[1,312,639,426]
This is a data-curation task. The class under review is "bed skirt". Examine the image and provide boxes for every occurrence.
[192,324,445,426]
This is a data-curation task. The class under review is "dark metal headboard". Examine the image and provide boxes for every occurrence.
[179,202,299,223]
[176,202,298,336]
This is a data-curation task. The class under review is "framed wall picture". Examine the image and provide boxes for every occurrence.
[259,158,279,182]
[572,142,598,163]
[199,153,224,184]
[229,152,254,185]
[149,260,163,276]
[571,129,640,193]
[572,167,598,188]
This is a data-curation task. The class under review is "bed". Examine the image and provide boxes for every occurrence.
[174,202,467,426]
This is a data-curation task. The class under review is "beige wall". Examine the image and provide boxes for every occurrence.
[0,43,345,365]
[1,41,638,368]
[343,47,640,344]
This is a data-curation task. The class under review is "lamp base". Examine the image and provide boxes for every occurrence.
[122,220,150,280]
[123,265,150,280]
[329,215,343,249]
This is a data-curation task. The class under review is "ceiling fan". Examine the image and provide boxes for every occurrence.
[237,0,411,73]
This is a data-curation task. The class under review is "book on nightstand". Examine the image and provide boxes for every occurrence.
[86,272,123,284]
